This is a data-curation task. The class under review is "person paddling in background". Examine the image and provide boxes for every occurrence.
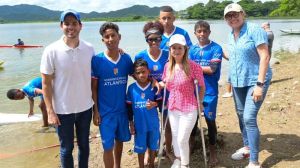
[126,59,162,168]
[189,20,223,167]
[15,38,24,46]
[160,34,205,168]
[7,77,48,127]
[224,3,272,168]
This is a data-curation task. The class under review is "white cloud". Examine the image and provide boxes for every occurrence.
[0,0,275,13]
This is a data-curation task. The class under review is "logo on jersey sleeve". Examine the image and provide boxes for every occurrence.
[153,65,158,71]
[113,68,118,75]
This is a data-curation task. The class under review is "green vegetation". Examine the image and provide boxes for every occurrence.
[274,50,300,60]
[184,0,280,19]
[0,1,298,23]
[270,0,300,17]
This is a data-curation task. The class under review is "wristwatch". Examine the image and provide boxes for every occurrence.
[256,81,264,87]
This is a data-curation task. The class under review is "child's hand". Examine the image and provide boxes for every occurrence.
[93,110,101,126]
[146,99,157,110]
[129,122,135,135]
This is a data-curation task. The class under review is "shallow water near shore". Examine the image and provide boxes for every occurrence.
[0,19,299,167]
[0,122,59,168]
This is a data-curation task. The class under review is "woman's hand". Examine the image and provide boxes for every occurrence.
[252,86,263,102]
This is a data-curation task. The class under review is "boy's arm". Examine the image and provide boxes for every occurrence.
[35,88,43,95]
[92,78,101,126]
[156,99,163,110]
[126,103,135,135]
[28,97,34,117]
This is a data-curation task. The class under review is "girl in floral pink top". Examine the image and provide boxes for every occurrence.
[161,34,205,168]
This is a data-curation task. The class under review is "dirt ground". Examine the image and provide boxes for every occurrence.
[70,52,300,168]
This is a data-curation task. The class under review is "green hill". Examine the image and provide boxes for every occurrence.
[0,4,160,23]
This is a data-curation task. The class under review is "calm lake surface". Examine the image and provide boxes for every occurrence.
[1,19,300,113]
[0,19,299,167]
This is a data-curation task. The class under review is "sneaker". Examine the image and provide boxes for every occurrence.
[231,147,250,160]
[245,162,261,168]
[222,92,233,98]
[171,159,181,168]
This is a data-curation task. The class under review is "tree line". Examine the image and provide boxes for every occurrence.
[184,0,299,19]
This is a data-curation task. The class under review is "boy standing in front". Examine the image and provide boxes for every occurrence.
[91,22,132,168]
[189,20,223,167]
[126,59,162,168]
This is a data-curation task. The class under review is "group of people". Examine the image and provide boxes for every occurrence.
[7,3,272,168]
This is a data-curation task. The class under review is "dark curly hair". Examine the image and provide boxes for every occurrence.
[143,21,164,37]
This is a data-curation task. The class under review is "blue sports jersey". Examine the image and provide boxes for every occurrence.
[126,82,162,133]
[92,52,133,117]
[22,77,42,98]
[134,49,169,82]
[189,41,223,95]
[160,26,192,50]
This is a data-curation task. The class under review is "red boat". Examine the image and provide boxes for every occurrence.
[0,45,43,48]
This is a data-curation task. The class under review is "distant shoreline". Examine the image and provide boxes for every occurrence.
[1,16,300,24]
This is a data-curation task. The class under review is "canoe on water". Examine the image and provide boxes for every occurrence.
[280,29,300,35]
[0,45,43,48]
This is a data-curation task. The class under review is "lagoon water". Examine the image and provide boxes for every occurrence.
[0,19,300,167]
[1,19,300,113]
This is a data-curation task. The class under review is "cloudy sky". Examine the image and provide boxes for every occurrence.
[0,0,246,13]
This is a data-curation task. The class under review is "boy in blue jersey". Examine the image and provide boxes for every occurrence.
[6,77,48,127]
[126,59,162,168]
[134,21,171,164]
[91,22,133,168]
[189,20,223,166]
[159,6,192,50]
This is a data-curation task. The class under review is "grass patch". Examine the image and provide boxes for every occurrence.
[274,50,300,60]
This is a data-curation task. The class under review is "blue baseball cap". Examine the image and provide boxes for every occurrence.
[60,9,81,22]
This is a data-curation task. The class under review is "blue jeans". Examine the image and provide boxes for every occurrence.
[232,82,270,163]
[56,108,92,168]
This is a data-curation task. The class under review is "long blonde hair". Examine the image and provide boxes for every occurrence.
[167,45,190,80]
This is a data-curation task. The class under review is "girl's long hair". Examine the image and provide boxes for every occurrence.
[167,45,190,80]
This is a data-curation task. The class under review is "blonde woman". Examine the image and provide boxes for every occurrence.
[160,34,205,168]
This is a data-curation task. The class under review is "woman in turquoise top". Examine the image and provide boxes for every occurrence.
[224,3,272,168]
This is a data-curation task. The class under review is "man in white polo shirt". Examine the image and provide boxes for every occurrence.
[40,9,94,168]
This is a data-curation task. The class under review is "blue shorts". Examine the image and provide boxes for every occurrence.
[203,95,218,121]
[134,129,160,154]
[99,113,131,151]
